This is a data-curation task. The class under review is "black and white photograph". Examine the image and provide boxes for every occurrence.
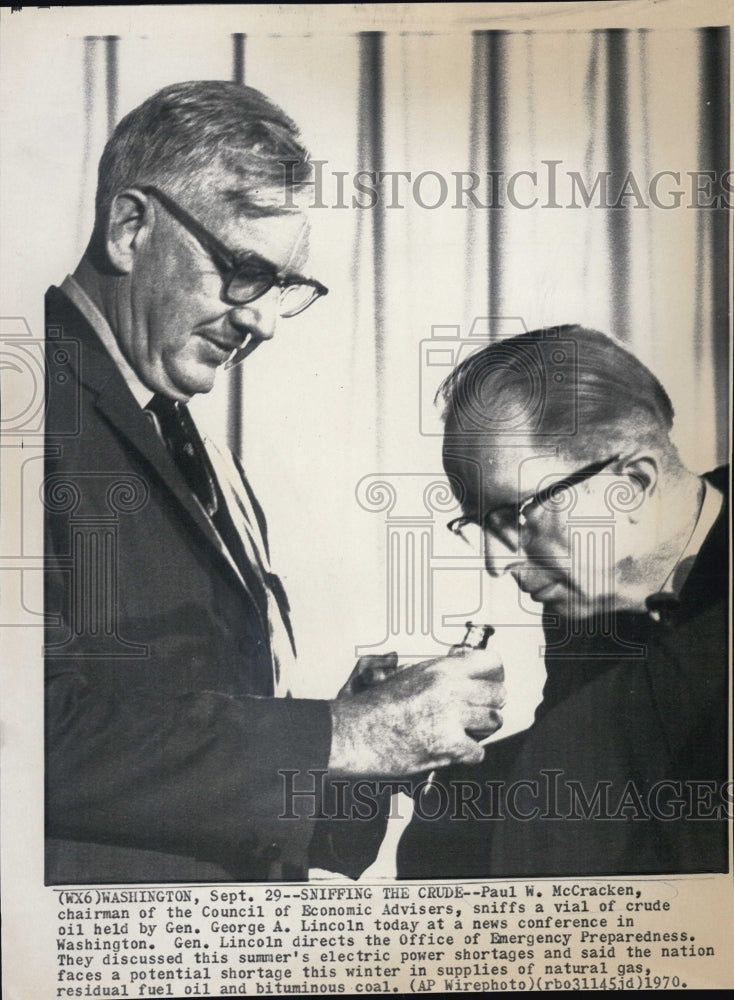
[1,2,732,994]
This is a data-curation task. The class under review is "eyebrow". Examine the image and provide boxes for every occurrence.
[227,247,279,271]
[220,187,305,219]
[454,454,621,527]
[526,454,621,510]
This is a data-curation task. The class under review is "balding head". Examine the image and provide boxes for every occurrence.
[440,325,677,468]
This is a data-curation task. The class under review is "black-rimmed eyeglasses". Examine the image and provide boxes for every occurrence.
[448,454,621,548]
[140,185,328,318]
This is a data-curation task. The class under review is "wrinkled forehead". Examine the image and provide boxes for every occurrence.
[183,164,312,267]
[229,205,310,271]
[219,202,310,271]
[442,434,509,501]
[442,431,555,507]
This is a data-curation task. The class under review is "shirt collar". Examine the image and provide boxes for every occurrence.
[60,274,153,409]
[666,476,724,597]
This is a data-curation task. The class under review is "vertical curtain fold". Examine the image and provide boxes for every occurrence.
[355,31,386,460]
[470,30,508,336]
[697,26,730,462]
[232,31,246,89]
[604,29,632,343]
[69,24,729,693]
[78,37,118,253]
[105,36,119,138]
[81,26,729,471]
[227,32,247,456]
[465,26,728,470]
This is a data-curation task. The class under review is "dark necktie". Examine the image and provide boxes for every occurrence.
[145,394,273,680]
[146,394,219,518]
[145,394,258,600]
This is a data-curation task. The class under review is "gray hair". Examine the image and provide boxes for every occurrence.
[93,80,311,239]
[440,325,676,460]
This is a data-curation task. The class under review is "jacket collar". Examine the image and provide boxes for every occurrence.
[45,285,243,581]
[59,275,152,408]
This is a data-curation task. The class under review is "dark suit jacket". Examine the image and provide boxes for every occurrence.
[398,466,730,879]
[44,286,336,883]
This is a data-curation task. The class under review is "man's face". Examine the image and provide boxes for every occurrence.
[116,188,310,399]
[444,433,643,620]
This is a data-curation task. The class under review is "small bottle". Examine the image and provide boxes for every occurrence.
[450,622,497,745]
[450,621,495,653]
[422,621,498,798]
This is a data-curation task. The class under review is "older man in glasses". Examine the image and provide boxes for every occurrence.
[44,81,505,884]
[397,326,729,878]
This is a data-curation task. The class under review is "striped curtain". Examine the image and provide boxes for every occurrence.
[50,26,729,696]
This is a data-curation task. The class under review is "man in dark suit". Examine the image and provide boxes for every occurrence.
[44,80,506,884]
[397,326,729,878]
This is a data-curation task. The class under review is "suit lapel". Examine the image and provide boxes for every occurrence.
[95,378,232,552]
[47,287,247,588]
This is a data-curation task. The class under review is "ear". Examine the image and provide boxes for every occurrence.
[104,190,153,274]
[620,452,659,522]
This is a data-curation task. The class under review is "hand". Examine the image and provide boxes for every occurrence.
[328,647,505,778]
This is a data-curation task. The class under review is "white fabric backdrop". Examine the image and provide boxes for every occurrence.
[20,19,729,714]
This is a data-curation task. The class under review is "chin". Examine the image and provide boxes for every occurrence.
[550,598,616,623]
[542,593,592,619]
[172,366,219,399]
[542,598,571,618]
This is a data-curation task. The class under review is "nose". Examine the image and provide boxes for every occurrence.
[228,287,281,342]
[482,528,519,578]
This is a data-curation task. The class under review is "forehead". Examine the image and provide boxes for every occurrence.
[196,185,310,270]
[443,434,565,506]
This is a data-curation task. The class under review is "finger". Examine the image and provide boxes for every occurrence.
[353,652,399,675]
[464,660,504,680]
[466,681,506,709]
[447,643,470,659]
[451,649,504,678]
[466,709,504,743]
[462,705,504,732]
[349,652,400,691]
[362,664,401,687]
[349,667,389,693]
[425,657,503,686]
[453,734,487,766]
[474,729,501,747]
[357,652,399,669]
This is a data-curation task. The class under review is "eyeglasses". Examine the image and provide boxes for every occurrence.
[140,185,328,317]
[448,454,621,548]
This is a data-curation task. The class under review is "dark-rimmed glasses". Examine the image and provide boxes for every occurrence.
[448,454,621,548]
[140,185,328,317]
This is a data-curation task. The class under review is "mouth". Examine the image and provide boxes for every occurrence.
[196,330,254,367]
[200,330,242,353]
